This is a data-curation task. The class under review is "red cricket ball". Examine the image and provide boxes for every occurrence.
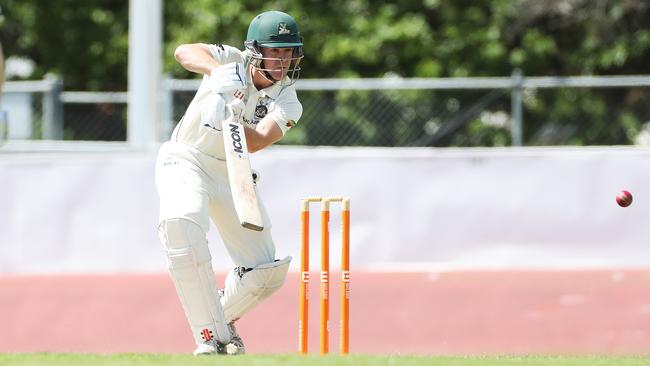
[616,190,633,207]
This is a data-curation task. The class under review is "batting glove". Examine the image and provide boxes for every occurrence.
[210,62,247,94]
[226,97,245,123]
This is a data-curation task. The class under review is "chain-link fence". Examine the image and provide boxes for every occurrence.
[167,79,516,147]
[170,89,513,147]
[284,88,511,147]
[168,88,508,147]
[3,75,650,147]
[2,78,127,142]
[61,92,127,141]
[522,87,650,146]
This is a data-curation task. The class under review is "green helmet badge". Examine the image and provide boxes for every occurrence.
[278,23,290,35]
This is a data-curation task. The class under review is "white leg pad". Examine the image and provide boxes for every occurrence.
[159,218,231,345]
[221,256,292,322]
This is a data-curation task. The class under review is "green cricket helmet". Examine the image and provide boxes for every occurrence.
[244,11,304,85]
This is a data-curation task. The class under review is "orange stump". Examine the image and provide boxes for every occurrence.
[340,201,350,354]
[320,200,330,354]
[299,203,310,355]
[299,197,350,355]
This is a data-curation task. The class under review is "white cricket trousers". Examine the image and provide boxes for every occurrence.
[155,141,275,269]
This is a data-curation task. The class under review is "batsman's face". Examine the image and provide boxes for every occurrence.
[261,47,295,80]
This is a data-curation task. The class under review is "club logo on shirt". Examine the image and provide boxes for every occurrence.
[286,120,295,128]
[255,105,268,119]
[250,96,271,125]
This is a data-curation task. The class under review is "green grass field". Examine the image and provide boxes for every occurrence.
[2,354,650,366]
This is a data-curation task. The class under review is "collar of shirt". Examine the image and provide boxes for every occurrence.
[247,64,286,99]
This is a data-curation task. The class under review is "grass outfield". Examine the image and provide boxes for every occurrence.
[2,354,650,366]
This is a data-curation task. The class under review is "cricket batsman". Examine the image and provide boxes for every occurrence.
[155,10,303,355]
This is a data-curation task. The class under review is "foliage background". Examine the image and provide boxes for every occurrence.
[1,0,650,145]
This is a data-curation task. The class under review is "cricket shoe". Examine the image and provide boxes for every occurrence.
[224,321,246,355]
[193,339,227,356]
[214,288,245,355]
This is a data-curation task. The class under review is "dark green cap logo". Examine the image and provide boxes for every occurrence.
[278,22,290,35]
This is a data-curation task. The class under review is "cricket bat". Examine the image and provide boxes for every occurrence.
[222,107,264,231]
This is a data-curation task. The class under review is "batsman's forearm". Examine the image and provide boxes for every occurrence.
[243,125,281,153]
[243,126,265,153]
[174,44,219,75]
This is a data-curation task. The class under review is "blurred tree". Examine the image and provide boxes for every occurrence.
[4,1,649,83]
[1,0,649,145]
[0,0,128,90]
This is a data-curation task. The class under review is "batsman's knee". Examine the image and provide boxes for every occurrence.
[158,218,211,267]
[221,256,292,321]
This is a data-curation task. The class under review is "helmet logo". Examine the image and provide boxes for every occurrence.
[278,22,291,35]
